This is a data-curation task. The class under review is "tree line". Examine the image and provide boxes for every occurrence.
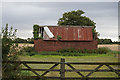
[14,37,34,44]
[98,38,120,44]
[14,37,120,44]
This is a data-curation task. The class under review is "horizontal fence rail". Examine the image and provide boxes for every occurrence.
[3,58,120,80]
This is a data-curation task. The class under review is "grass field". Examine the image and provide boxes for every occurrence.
[18,43,119,78]
[19,54,119,78]
[98,44,119,51]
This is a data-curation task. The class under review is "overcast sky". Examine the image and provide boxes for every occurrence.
[2,2,119,41]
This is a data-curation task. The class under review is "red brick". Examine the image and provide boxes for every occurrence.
[34,39,97,52]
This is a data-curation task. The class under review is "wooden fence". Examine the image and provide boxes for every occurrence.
[3,58,120,80]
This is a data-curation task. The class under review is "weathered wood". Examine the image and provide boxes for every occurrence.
[60,58,65,80]
[65,62,120,65]
[67,64,85,77]
[21,69,60,71]
[8,68,119,72]
[4,76,120,79]
[40,63,59,77]
[3,61,120,65]
[65,69,120,72]
[86,65,103,77]
[3,61,59,64]
[22,63,41,78]
[3,58,120,80]
[105,65,120,76]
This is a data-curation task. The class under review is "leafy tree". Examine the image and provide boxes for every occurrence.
[2,24,22,80]
[33,24,39,39]
[27,38,34,44]
[98,38,113,44]
[14,38,27,43]
[58,10,96,26]
[112,41,120,44]
[2,24,18,60]
[14,37,34,44]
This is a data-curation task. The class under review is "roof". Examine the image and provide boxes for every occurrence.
[40,25,93,28]
[42,26,93,41]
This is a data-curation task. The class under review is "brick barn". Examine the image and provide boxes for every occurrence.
[34,26,97,52]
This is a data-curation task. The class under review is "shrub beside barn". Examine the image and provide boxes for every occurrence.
[33,25,98,52]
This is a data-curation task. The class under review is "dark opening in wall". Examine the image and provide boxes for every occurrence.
[39,27,44,37]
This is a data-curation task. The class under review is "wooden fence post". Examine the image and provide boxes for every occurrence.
[60,58,65,80]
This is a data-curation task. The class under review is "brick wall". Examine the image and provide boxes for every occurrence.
[34,39,98,52]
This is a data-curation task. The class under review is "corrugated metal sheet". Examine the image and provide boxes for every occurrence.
[43,26,93,41]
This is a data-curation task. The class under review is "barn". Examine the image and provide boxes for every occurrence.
[34,26,98,52]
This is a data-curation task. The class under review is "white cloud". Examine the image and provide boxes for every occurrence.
[2,0,120,2]
[17,29,33,39]
[2,2,118,41]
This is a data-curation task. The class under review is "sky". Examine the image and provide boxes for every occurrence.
[1,1,119,41]
[1,0,120,2]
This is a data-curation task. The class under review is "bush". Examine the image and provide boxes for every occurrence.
[2,24,23,80]
[96,47,111,54]
[20,46,37,56]
[38,47,111,56]
[21,46,35,52]
[20,47,111,57]
[29,52,38,56]
[57,35,62,40]
[57,48,77,53]
[40,51,61,55]
[57,47,111,54]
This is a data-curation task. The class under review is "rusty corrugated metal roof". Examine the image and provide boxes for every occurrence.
[43,26,93,41]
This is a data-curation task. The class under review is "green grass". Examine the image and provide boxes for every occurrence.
[19,54,119,78]
[18,46,120,79]
[19,54,118,62]
[21,47,120,57]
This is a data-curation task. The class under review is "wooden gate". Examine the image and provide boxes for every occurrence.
[3,58,120,80]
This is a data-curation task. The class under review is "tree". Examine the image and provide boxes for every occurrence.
[27,38,34,44]
[33,24,39,40]
[58,10,96,26]
[57,10,97,37]
[14,38,27,43]
[98,38,113,44]
[2,24,22,80]
[2,24,17,60]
